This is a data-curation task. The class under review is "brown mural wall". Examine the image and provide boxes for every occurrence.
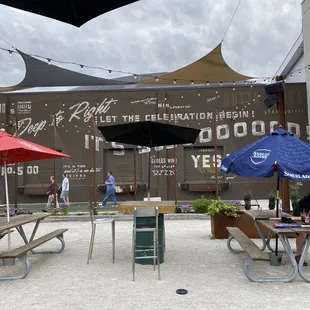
[0,83,308,204]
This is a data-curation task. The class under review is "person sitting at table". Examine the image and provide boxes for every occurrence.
[293,192,310,266]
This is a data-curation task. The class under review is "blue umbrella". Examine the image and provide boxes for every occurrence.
[220,125,310,255]
[220,126,310,181]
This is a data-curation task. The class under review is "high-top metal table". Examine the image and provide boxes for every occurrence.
[118,201,176,264]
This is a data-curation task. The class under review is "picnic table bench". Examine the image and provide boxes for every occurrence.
[0,215,68,280]
[227,225,309,283]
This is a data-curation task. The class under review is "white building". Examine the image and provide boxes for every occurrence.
[302,0,310,128]
[274,0,310,128]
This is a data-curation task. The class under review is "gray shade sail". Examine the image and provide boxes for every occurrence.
[0,50,133,93]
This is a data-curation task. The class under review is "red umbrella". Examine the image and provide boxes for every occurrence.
[0,130,70,250]
[0,131,70,164]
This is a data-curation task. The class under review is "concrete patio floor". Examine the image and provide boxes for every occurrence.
[0,219,309,310]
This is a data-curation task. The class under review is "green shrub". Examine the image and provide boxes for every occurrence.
[192,196,212,213]
[207,200,240,218]
[61,207,69,216]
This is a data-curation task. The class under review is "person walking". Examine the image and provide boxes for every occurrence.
[102,171,118,208]
[42,175,59,212]
[60,173,70,206]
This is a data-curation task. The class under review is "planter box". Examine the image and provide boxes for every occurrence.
[211,211,295,239]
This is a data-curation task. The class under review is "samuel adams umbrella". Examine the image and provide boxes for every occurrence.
[220,126,310,181]
[98,121,201,200]
[0,130,70,250]
[220,126,310,254]
[0,0,139,27]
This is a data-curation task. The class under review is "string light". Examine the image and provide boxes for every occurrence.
[0,46,309,86]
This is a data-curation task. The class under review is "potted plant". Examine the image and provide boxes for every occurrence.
[192,196,212,213]
[244,192,252,210]
[268,191,276,210]
[207,200,240,239]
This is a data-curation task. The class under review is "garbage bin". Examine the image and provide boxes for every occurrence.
[135,213,164,264]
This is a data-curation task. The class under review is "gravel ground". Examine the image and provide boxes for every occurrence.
[0,219,309,310]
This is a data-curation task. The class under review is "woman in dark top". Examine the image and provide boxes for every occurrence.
[293,193,310,265]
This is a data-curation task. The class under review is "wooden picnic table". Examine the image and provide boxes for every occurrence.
[0,214,50,236]
[0,214,68,280]
[242,209,291,220]
[241,209,291,252]
[258,219,310,282]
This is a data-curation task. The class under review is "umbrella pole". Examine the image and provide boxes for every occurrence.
[92,114,97,208]
[275,173,280,256]
[52,114,57,211]
[133,146,137,201]
[4,159,11,251]
[147,150,151,201]
[173,145,177,205]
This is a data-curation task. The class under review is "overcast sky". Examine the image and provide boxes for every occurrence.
[0,0,303,87]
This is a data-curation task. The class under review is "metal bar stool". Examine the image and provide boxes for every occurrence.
[87,202,115,264]
[132,207,160,281]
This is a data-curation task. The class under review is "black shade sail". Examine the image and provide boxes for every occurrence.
[0,1,139,27]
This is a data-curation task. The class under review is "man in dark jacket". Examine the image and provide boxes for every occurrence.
[293,193,310,265]
[41,176,59,212]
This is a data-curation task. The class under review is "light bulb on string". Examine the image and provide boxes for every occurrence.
[47,58,51,65]
[80,65,84,70]
[155,77,159,82]
[173,79,176,84]
[108,70,112,76]
[207,81,209,86]
[8,50,12,56]
[133,74,137,79]
[191,81,194,85]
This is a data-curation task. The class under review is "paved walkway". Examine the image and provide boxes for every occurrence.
[0,219,309,310]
